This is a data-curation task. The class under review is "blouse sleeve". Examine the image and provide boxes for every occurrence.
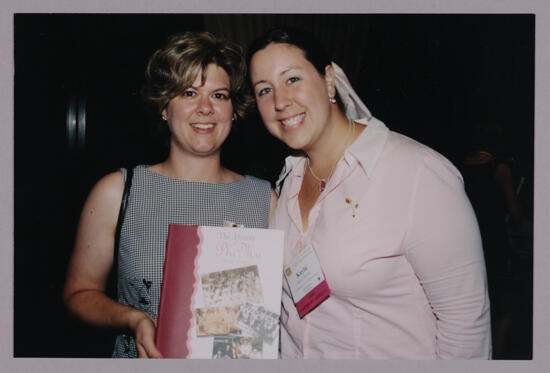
[404,153,492,359]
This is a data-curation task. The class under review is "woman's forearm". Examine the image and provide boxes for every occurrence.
[64,288,150,331]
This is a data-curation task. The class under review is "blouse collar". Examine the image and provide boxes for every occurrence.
[275,116,389,195]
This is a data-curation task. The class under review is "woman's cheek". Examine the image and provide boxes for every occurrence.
[256,105,266,121]
[265,121,283,140]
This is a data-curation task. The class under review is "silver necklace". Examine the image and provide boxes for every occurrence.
[306,118,354,192]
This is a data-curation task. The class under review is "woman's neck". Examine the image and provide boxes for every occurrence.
[153,151,238,183]
[305,112,355,177]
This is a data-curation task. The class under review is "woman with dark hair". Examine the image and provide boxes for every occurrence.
[63,31,276,358]
[248,27,491,359]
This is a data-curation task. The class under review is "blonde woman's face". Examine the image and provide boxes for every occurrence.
[162,63,233,158]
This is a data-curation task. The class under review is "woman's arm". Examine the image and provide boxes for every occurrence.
[63,171,162,358]
[495,162,524,227]
[405,154,492,359]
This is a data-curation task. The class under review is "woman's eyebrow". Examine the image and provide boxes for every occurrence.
[252,80,267,88]
[252,67,301,87]
[189,85,230,91]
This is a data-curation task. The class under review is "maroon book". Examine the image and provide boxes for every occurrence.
[155,224,284,359]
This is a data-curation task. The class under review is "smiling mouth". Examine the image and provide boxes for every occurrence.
[191,123,215,130]
[280,113,305,128]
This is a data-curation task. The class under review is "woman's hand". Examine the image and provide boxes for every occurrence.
[129,310,163,358]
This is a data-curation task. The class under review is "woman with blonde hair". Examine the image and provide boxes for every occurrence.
[64,31,276,358]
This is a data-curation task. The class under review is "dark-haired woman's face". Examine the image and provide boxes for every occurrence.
[249,43,333,152]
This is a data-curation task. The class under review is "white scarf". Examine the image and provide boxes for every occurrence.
[332,62,372,122]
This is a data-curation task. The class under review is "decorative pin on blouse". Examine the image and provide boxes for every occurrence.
[345,198,359,218]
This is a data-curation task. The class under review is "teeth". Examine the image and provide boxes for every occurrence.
[191,123,215,129]
[281,114,304,127]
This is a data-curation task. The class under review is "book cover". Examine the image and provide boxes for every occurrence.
[155,224,284,359]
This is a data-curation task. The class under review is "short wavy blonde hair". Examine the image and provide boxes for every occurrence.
[144,31,252,119]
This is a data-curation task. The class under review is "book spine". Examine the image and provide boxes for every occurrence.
[155,224,202,358]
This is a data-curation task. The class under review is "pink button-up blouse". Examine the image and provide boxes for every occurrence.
[271,117,492,359]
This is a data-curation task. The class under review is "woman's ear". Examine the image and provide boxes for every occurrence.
[161,108,168,121]
[324,64,336,100]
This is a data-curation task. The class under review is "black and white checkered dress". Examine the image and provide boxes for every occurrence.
[112,165,271,358]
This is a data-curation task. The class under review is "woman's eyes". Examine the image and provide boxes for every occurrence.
[213,92,230,100]
[256,77,299,97]
[257,87,271,97]
[181,91,229,100]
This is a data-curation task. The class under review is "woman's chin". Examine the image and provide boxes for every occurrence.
[277,136,310,152]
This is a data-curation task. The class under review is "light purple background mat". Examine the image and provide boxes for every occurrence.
[2,1,549,372]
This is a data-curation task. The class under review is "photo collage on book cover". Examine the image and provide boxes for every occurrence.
[196,265,279,359]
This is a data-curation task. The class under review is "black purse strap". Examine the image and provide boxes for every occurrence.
[111,167,134,290]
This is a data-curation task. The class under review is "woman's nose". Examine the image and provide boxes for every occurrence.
[197,97,214,115]
[274,90,291,111]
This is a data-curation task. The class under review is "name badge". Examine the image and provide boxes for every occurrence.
[284,244,330,318]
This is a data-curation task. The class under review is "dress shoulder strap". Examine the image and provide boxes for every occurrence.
[110,166,134,296]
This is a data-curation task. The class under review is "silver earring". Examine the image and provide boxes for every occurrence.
[329,97,337,104]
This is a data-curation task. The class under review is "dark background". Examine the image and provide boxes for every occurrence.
[14,14,534,358]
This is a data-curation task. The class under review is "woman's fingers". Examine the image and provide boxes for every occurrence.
[134,313,163,358]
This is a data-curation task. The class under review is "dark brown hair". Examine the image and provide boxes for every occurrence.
[246,27,332,77]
